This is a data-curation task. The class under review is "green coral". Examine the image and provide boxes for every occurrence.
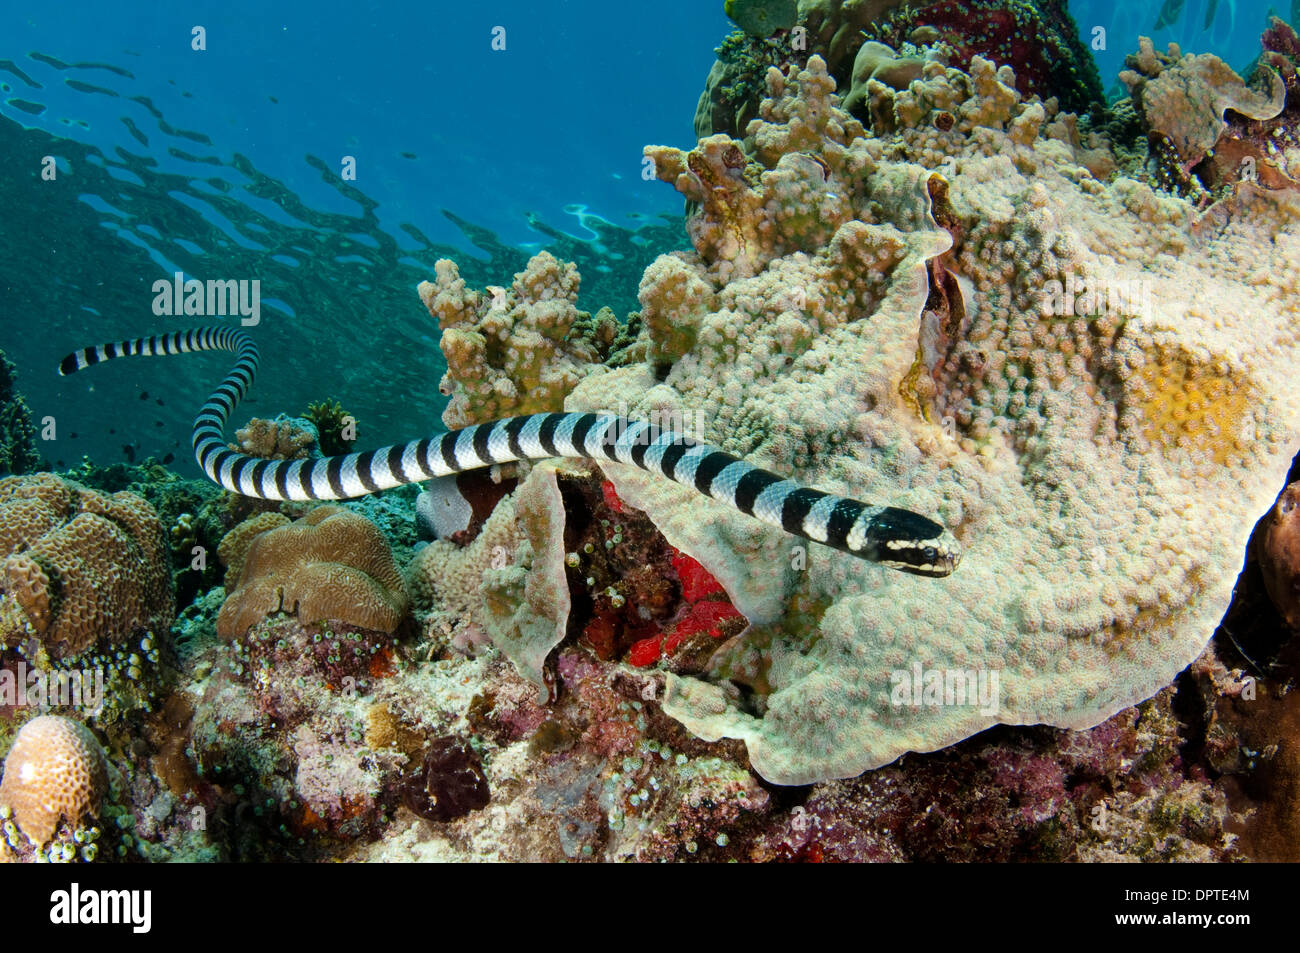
[0,348,43,476]
[304,400,358,457]
[716,30,805,109]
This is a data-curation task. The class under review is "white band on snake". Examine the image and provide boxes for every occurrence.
[59,326,961,576]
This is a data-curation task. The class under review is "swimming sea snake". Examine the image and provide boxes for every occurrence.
[59,326,961,577]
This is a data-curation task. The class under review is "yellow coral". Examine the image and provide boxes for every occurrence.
[1128,354,1255,467]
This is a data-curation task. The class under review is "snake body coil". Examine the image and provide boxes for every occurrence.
[59,326,960,576]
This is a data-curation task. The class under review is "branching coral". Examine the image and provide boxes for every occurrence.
[231,414,319,460]
[419,251,608,429]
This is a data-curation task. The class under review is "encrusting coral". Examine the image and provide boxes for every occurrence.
[0,715,109,847]
[216,505,410,639]
[561,48,1300,785]
[0,473,173,658]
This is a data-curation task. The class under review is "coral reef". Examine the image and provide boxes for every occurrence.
[751,685,1231,862]
[575,51,1300,785]
[217,505,410,639]
[420,251,616,429]
[19,10,1300,866]
[186,614,408,854]
[696,0,1103,141]
[697,30,811,141]
[0,715,108,848]
[0,474,173,659]
[858,0,1104,115]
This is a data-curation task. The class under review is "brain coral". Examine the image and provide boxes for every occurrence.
[0,715,108,847]
[217,510,291,587]
[0,473,173,658]
[217,505,410,639]
[565,54,1300,784]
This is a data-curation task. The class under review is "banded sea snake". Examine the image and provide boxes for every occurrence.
[59,326,961,577]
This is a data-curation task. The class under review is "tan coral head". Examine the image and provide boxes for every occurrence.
[0,715,108,847]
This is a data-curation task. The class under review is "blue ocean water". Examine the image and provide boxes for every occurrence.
[0,0,1286,471]
[0,1,730,467]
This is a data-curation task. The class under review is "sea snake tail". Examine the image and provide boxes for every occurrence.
[59,326,961,576]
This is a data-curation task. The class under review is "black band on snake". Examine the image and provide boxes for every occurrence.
[58,326,961,576]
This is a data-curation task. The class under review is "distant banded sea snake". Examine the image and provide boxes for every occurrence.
[59,326,961,576]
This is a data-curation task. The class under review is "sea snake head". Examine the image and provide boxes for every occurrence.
[849,507,962,577]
